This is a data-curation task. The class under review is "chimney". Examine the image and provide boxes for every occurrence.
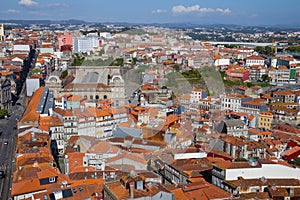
[129,182,134,199]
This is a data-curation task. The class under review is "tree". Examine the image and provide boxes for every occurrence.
[261,74,270,82]
[254,46,274,56]
[172,64,180,72]
[0,109,8,119]
[71,54,85,66]
[287,46,300,53]
[60,70,68,79]
[254,46,264,54]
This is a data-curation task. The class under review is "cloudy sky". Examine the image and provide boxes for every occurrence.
[1,0,299,26]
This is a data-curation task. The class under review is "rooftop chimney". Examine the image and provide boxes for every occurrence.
[129,182,134,199]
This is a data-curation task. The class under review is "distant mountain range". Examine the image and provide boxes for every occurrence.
[0,19,88,25]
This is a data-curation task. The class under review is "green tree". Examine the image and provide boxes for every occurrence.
[288,158,300,166]
[99,48,105,56]
[71,54,85,66]
[261,74,270,82]
[254,46,264,54]
[287,46,300,53]
[132,57,137,65]
[254,46,274,56]
[60,70,68,79]
[172,64,180,72]
[169,92,177,100]
[0,109,8,119]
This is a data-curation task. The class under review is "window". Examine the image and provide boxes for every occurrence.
[49,177,56,183]
[72,188,77,194]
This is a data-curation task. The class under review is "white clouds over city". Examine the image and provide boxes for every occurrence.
[18,0,38,6]
[152,9,167,14]
[172,5,231,15]
[7,9,20,13]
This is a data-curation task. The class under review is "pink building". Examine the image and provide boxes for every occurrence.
[58,32,73,51]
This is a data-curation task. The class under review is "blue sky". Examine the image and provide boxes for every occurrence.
[1,0,300,26]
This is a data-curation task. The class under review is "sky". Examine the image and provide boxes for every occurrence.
[1,0,300,26]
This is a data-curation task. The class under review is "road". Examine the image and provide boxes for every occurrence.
[0,103,25,200]
[0,48,36,200]
[0,75,27,199]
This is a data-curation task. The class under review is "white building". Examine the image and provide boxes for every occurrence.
[212,158,300,190]
[221,94,245,112]
[0,24,4,41]
[214,58,230,67]
[72,36,100,53]
[100,32,112,39]
[245,55,265,67]
[269,66,290,84]
[190,88,207,103]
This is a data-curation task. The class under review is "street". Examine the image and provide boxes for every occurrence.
[0,49,34,200]
[0,103,24,200]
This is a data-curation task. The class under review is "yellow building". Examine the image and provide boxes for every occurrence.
[258,111,273,130]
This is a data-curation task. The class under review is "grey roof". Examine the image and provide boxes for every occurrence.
[82,72,99,83]
[112,126,142,138]
[224,119,245,127]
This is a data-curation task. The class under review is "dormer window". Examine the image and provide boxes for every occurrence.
[49,177,56,183]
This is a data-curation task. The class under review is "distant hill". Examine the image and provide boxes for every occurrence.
[0,19,87,25]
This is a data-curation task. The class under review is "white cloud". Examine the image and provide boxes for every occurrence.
[216,8,231,14]
[7,9,20,13]
[152,9,167,14]
[172,4,231,15]
[18,0,38,6]
[46,3,69,8]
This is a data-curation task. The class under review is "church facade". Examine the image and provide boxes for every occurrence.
[46,66,126,107]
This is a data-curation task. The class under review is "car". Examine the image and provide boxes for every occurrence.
[4,141,8,145]
[0,170,5,178]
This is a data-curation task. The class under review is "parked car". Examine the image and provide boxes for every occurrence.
[0,170,5,178]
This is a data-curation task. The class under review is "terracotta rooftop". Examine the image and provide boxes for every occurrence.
[19,87,45,124]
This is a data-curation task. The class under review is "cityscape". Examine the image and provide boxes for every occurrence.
[1,1,300,200]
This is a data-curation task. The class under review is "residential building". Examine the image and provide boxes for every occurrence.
[221,94,246,112]
[257,111,273,130]
[272,91,295,103]
[163,158,212,184]
[18,87,54,130]
[248,65,267,82]
[217,119,248,137]
[245,55,265,67]
[0,24,4,41]
[190,88,207,104]
[72,36,100,53]
[0,77,12,110]
[210,157,300,190]
[224,177,300,197]
[103,173,174,200]
[239,99,268,115]
[272,107,300,126]
[226,65,249,81]
[58,32,74,51]
[269,65,290,84]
